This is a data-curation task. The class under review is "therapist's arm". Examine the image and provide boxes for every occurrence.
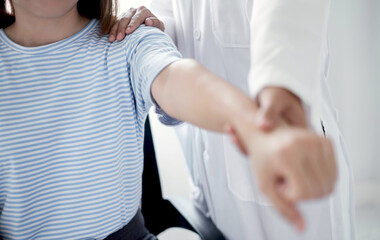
[249,0,330,130]
[152,59,337,230]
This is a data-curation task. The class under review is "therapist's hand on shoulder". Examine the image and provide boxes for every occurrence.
[108,6,164,42]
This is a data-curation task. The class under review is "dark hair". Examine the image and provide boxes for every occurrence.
[0,0,15,28]
[0,0,118,33]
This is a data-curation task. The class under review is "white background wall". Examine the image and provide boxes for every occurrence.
[328,0,380,206]
[327,1,379,237]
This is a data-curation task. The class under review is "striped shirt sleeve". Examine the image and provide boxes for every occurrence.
[126,26,183,126]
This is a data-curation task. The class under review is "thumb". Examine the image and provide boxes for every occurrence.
[284,103,308,129]
[257,99,282,132]
[145,17,165,32]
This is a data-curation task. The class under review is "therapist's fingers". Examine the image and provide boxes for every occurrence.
[126,6,160,34]
[284,100,308,128]
[257,87,308,131]
[307,139,332,198]
[108,21,120,42]
[304,147,326,198]
[256,95,282,131]
[283,135,337,201]
[300,137,336,198]
[280,134,322,200]
[145,17,165,32]
[320,138,337,194]
[116,12,135,40]
[260,173,305,231]
[108,8,136,42]
[224,124,248,155]
[278,147,314,201]
[256,87,285,131]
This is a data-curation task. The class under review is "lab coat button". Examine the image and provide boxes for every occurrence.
[194,29,201,40]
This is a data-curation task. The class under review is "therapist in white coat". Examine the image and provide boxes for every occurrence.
[111,1,355,239]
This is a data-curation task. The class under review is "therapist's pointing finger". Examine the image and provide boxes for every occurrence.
[262,177,305,231]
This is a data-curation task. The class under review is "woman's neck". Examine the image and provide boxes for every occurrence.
[4,5,90,47]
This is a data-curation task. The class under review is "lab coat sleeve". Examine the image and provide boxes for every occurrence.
[248,0,330,130]
[150,0,177,45]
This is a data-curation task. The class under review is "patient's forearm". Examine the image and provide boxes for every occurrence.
[152,59,258,134]
[152,59,338,232]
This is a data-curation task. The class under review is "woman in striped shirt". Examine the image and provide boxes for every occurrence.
[0,0,337,239]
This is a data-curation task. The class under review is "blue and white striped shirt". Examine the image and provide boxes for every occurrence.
[0,19,182,239]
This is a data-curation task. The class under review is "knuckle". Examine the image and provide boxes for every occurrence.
[137,6,147,11]
[141,8,150,15]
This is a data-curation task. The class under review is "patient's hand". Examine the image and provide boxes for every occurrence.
[108,6,165,42]
[231,120,337,231]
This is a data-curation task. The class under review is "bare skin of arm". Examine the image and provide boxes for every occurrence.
[108,9,336,231]
[151,59,337,231]
[108,7,308,133]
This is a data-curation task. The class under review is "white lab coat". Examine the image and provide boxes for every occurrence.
[150,0,355,239]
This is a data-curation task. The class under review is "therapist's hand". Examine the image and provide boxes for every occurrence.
[231,120,337,231]
[256,87,308,131]
[108,6,165,42]
[227,87,308,154]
